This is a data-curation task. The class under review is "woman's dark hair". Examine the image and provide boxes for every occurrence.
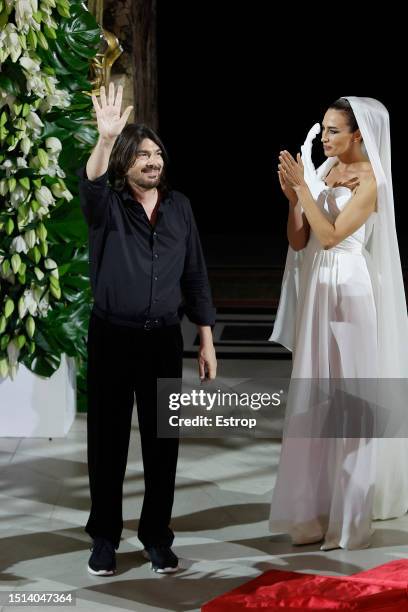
[328,98,359,132]
[108,123,169,192]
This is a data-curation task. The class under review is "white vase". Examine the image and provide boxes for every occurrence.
[0,353,77,437]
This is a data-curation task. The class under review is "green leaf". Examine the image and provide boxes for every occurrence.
[59,7,100,60]
[54,40,89,71]
[0,10,8,29]
[43,25,57,40]
[27,28,38,50]
[29,352,62,377]
[19,177,31,190]
[0,74,19,95]
[42,121,70,140]
[37,30,49,50]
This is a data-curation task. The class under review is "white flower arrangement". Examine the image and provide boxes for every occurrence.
[0,0,74,380]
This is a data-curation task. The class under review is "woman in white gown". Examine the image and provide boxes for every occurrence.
[269,97,408,550]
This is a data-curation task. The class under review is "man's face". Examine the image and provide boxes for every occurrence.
[127,138,164,189]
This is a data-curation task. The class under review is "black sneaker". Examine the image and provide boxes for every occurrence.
[87,536,116,576]
[142,546,179,573]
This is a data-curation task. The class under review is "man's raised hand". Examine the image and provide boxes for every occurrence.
[91,82,133,141]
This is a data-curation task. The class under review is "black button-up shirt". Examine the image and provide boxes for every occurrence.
[77,167,216,327]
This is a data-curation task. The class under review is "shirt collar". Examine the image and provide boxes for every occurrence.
[118,183,171,208]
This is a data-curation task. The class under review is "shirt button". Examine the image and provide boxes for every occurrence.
[154,276,158,280]
[154,253,159,258]
[153,232,158,237]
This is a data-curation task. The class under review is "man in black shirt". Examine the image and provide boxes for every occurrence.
[79,82,217,576]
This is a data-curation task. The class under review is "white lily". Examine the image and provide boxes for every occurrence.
[19,55,41,73]
[38,292,50,316]
[44,76,57,94]
[24,229,37,249]
[0,159,14,177]
[26,73,47,97]
[36,206,49,219]
[40,89,70,112]
[35,185,55,207]
[0,179,8,196]
[16,157,28,168]
[0,92,16,111]
[45,137,62,154]
[10,236,29,254]
[20,136,32,155]
[14,0,39,32]
[44,258,57,270]
[39,160,60,177]
[23,287,38,314]
[18,295,28,318]
[34,267,44,280]
[7,339,20,367]
[10,185,29,209]
[26,110,44,131]
[4,24,23,63]
[33,285,44,304]
[51,182,73,201]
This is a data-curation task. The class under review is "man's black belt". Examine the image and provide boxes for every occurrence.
[92,304,180,330]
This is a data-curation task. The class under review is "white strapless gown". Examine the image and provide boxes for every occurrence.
[269,185,408,550]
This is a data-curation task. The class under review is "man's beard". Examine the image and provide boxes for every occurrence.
[132,168,162,190]
[137,176,161,189]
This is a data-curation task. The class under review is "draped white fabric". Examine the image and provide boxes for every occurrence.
[269,98,408,548]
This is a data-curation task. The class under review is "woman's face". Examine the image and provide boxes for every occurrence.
[321,109,361,157]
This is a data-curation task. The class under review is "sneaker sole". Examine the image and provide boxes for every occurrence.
[142,549,179,573]
[87,564,115,576]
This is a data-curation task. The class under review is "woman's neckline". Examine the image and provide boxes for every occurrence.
[321,164,378,214]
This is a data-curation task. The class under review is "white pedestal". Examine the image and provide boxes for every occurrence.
[0,354,77,437]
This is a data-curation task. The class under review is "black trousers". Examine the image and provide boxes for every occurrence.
[84,310,183,550]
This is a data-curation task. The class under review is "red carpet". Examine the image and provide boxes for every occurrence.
[201,560,408,611]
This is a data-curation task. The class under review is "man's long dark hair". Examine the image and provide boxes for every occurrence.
[108,123,169,193]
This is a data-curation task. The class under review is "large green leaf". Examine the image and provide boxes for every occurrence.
[58,5,100,61]
[26,352,62,377]
[54,40,90,72]
[42,121,72,140]
[0,74,20,95]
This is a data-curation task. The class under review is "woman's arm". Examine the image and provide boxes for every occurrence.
[287,199,310,251]
[279,151,376,250]
[295,178,376,249]
[278,168,310,251]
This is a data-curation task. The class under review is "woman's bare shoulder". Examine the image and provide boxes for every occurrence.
[358,162,376,183]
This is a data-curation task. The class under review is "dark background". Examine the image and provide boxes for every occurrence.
[156,4,404,269]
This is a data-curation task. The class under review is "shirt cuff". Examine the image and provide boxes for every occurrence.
[185,305,217,327]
